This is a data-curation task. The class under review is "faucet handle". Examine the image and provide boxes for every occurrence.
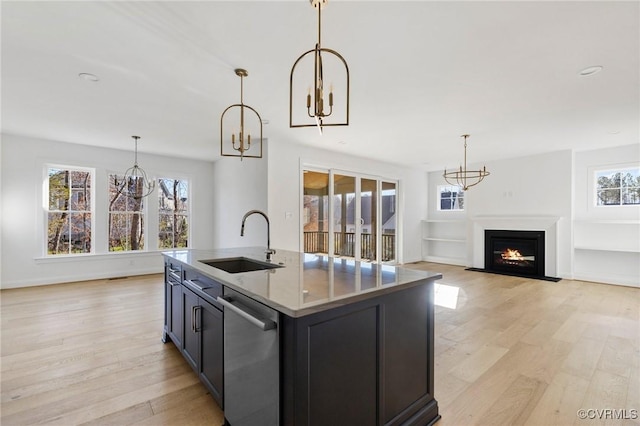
[265,248,276,261]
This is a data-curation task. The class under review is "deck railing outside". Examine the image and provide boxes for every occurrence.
[303,231,395,261]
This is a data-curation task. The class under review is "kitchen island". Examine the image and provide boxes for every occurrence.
[163,247,442,426]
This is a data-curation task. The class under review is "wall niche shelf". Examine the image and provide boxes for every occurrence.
[573,219,640,287]
[421,220,468,266]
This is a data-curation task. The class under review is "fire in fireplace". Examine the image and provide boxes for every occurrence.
[485,230,545,278]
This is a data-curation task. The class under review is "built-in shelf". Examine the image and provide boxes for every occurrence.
[574,220,640,253]
[424,237,466,243]
[422,220,467,266]
[422,255,468,267]
[573,219,640,287]
[574,246,640,253]
[574,219,639,224]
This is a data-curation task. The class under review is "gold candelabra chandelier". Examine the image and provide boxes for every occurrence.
[443,134,490,190]
[220,68,263,160]
[116,136,155,199]
[290,0,349,134]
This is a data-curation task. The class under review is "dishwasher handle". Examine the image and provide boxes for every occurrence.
[216,296,276,331]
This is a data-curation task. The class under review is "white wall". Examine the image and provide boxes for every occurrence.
[266,138,427,264]
[211,142,268,249]
[1,133,215,288]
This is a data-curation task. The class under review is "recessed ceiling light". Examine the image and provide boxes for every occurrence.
[78,72,99,82]
[578,66,603,76]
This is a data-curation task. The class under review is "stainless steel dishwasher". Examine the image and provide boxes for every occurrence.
[217,288,279,426]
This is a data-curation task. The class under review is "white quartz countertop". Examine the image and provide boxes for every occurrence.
[162,247,442,317]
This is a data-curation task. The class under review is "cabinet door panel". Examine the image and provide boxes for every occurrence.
[182,287,199,371]
[383,285,431,423]
[200,301,224,407]
[306,306,378,426]
[169,279,183,347]
[163,280,171,343]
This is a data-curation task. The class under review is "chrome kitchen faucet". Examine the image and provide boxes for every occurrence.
[240,210,276,261]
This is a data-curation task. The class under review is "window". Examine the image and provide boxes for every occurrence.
[46,167,93,255]
[438,185,464,211]
[158,178,189,248]
[596,167,640,206]
[108,174,145,251]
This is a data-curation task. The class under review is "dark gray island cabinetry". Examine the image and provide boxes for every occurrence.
[163,261,223,407]
[163,248,442,426]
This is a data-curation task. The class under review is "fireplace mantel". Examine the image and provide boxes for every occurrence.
[470,215,560,277]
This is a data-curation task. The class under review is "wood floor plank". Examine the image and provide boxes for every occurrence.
[524,371,591,426]
[580,370,631,426]
[551,313,590,343]
[597,335,636,379]
[475,374,547,425]
[491,320,535,349]
[520,319,564,346]
[448,344,509,383]
[78,401,154,426]
[519,338,573,385]
[561,336,607,380]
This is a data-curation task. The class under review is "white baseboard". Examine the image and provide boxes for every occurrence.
[572,272,640,288]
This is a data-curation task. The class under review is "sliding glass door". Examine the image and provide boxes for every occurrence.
[381,181,397,262]
[360,178,377,261]
[333,173,356,258]
[303,170,330,254]
[302,168,398,263]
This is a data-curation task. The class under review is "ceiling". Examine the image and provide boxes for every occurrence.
[2,1,638,171]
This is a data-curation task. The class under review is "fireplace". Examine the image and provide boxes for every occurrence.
[485,230,545,278]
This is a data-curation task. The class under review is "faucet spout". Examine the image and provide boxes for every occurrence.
[240,210,275,261]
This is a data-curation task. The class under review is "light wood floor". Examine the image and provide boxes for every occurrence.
[1,265,638,425]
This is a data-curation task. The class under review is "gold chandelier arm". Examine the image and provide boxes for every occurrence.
[442,134,489,191]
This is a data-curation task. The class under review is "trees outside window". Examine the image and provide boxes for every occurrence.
[46,167,93,255]
[158,178,189,249]
[596,167,640,206]
[108,174,145,251]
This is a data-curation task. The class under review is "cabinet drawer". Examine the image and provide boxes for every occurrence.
[183,269,223,299]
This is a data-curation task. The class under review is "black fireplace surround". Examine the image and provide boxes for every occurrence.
[484,229,545,278]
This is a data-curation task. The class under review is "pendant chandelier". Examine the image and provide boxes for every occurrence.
[290,0,349,134]
[220,68,263,160]
[116,136,155,199]
[443,134,490,190]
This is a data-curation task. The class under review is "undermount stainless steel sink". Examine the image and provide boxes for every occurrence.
[200,257,283,274]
